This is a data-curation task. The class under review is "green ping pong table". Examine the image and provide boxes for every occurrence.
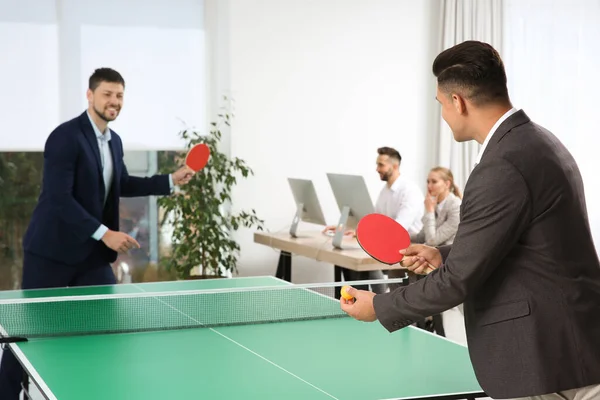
[0,276,487,400]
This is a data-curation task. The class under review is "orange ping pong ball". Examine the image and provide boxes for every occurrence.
[340,285,353,300]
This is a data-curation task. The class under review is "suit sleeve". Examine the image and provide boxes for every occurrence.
[117,140,172,197]
[373,158,532,332]
[43,128,102,240]
[437,244,452,260]
[120,163,172,197]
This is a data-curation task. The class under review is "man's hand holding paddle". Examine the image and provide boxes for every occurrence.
[354,213,438,274]
[340,244,443,323]
[340,214,444,322]
[171,166,195,186]
[170,143,212,186]
[399,244,443,275]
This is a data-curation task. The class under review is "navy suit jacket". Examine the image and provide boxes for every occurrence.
[23,111,171,266]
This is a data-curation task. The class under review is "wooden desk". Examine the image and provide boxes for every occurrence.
[253,230,394,271]
[253,231,406,287]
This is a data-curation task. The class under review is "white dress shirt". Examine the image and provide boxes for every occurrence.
[475,107,518,166]
[374,175,424,235]
[87,111,114,240]
[436,196,447,216]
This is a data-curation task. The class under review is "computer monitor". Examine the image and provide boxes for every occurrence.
[326,173,375,249]
[287,178,327,237]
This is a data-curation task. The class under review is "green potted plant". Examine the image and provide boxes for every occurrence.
[157,102,264,279]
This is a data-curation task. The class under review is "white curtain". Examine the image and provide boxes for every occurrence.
[434,0,503,191]
[502,0,600,245]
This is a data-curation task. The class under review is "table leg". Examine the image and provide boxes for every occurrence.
[275,251,292,282]
[432,313,446,337]
[333,266,342,299]
[21,370,30,399]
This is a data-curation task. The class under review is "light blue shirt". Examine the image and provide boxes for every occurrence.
[87,111,114,241]
[86,112,174,241]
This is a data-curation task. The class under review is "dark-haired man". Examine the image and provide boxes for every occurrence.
[0,68,194,399]
[341,41,600,399]
[324,146,424,294]
[372,147,424,238]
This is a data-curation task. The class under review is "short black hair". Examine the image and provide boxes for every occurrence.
[88,68,125,91]
[432,40,510,106]
[377,147,401,164]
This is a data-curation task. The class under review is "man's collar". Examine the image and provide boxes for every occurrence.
[474,107,517,166]
[387,175,403,192]
[86,110,112,141]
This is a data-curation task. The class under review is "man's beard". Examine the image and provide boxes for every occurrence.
[94,105,119,122]
[380,170,392,182]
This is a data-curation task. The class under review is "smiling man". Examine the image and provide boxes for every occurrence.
[0,68,194,399]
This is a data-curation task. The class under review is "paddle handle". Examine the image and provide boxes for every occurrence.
[424,263,437,274]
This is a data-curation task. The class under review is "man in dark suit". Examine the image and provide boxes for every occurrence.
[0,68,194,399]
[340,41,600,399]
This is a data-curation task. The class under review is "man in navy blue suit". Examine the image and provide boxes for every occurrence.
[0,68,195,399]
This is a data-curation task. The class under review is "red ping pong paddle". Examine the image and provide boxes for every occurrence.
[185,143,210,172]
[356,213,435,274]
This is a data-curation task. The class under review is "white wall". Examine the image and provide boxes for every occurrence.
[213,0,441,282]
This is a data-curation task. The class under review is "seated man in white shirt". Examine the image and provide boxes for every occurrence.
[324,146,424,293]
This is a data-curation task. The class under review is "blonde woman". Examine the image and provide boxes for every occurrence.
[411,166,462,246]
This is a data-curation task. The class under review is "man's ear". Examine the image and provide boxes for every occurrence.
[452,93,467,115]
[86,89,93,103]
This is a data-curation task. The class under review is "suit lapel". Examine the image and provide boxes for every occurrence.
[78,112,103,175]
[437,193,458,223]
[108,136,119,196]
